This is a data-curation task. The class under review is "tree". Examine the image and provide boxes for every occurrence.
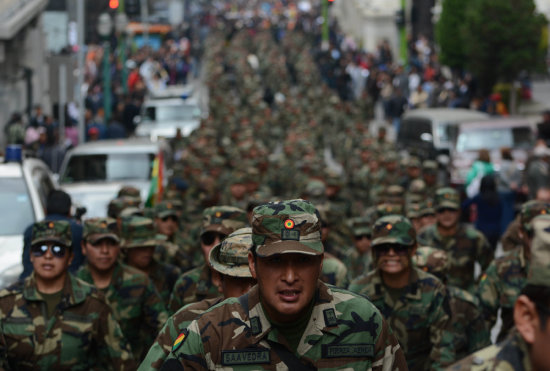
[436,0,471,71]
[463,0,546,96]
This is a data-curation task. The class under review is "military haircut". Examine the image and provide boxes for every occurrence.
[520,284,550,328]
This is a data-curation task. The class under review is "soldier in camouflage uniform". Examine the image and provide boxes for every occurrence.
[0,220,136,369]
[139,227,257,370]
[417,187,493,293]
[413,246,491,362]
[77,217,169,361]
[477,201,550,342]
[162,199,407,370]
[342,216,374,280]
[167,206,248,314]
[448,214,550,370]
[349,215,455,370]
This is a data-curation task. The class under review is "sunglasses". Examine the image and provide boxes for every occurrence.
[354,234,372,241]
[161,215,178,223]
[436,207,458,214]
[31,244,68,258]
[373,244,410,256]
[201,232,226,245]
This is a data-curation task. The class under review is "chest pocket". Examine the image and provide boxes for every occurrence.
[2,316,35,363]
[403,305,431,358]
[60,311,94,365]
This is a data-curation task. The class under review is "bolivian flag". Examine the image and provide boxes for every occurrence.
[145,151,164,207]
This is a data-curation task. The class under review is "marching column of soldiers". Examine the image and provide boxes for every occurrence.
[2,7,550,371]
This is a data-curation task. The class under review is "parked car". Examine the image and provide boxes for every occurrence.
[450,117,537,186]
[58,138,171,218]
[134,94,202,141]
[397,108,490,162]
[0,157,58,288]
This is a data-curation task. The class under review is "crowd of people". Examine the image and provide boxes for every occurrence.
[2,1,550,370]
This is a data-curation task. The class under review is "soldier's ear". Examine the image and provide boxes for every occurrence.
[515,294,537,344]
[248,251,257,279]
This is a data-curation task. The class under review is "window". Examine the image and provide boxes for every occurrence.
[0,178,34,235]
[62,153,154,183]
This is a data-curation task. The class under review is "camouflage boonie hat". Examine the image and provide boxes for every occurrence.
[371,215,416,247]
[520,201,550,232]
[83,217,119,244]
[117,185,141,200]
[31,220,72,247]
[527,214,550,286]
[209,227,254,278]
[252,199,323,257]
[120,216,166,248]
[435,187,460,210]
[155,200,182,219]
[350,216,372,236]
[201,206,248,237]
[413,246,449,275]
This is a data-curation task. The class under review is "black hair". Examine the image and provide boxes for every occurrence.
[521,284,550,328]
[250,244,258,260]
[46,190,72,215]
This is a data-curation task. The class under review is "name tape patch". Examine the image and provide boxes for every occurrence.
[222,349,271,365]
[322,344,374,358]
[281,229,300,241]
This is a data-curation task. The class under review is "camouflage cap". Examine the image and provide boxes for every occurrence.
[117,185,141,200]
[155,200,182,219]
[304,179,326,198]
[435,187,460,210]
[120,216,166,248]
[527,214,550,286]
[409,179,426,194]
[419,198,436,217]
[31,220,72,247]
[520,201,550,232]
[107,196,140,218]
[119,207,144,218]
[83,217,119,244]
[407,156,421,168]
[422,160,438,173]
[209,227,254,278]
[371,215,416,247]
[350,216,372,236]
[376,203,404,219]
[201,206,248,237]
[385,151,399,163]
[413,246,449,275]
[252,199,323,257]
[406,203,422,219]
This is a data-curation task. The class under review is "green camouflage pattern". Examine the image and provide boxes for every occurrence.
[413,246,449,276]
[0,273,136,370]
[155,200,183,219]
[501,216,523,252]
[371,215,416,247]
[418,223,493,293]
[419,198,436,217]
[31,220,72,247]
[446,330,530,371]
[251,199,323,256]
[163,282,407,370]
[320,253,349,288]
[304,179,326,198]
[520,200,550,232]
[348,267,454,371]
[167,264,221,314]
[342,248,374,281]
[375,203,405,218]
[528,214,550,286]
[83,217,119,244]
[120,216,165,248]
[201,206,248,236]
[148,259,182,307]
[139,297,224,370]
[108,196,141,218]
[477,246,528,342]
[422,160,438,173]
[350,216,372,236]
[77,261,168,360]
[406,202,423,219]
[117,185,141,200]
[209,227,253,278]
[435,187,460,210]
[446,286,491,361]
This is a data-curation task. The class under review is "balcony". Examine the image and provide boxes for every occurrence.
[0,0,48,40]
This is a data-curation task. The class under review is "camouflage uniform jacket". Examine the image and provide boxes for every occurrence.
[342,247,373,281]
[0,273,136,370]
[164,282,408,370]
[77,262,168,360]
[447,286,491,362]
[167,264,221,314]
[348,267,454,371]
[446,329,531,371]
[500,216,523,252]
[139,297,223,370]
[476,246,528,342]
[417,223,493,293]
[154,238,196,273]
[148,259,181,306]
[320,253,349,288]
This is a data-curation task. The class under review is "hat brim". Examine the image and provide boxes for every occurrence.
[436,202,459,210]
[121,234,166,248]
[353,227,372,236]
[87,233,120,244]
[201,225,231,237]
[209,243,253,278]
[372,236,415,247]
[157,211,179,219]
[255,240,323,257]
[31,237,71,248]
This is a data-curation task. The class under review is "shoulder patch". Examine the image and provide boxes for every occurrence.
[323,308,338,327]
[250,316,262,335]
[172,329,188,353]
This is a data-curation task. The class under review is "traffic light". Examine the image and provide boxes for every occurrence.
[109,0,119,9]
